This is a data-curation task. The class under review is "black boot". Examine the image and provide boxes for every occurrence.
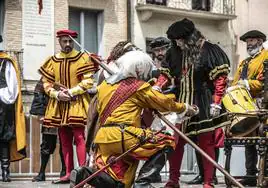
[32,154,50,182]
[186,150,204,185]
[134,146,174,188]
[150,173,162,183]
[1,159,11,182]
[240,145,258,186]
[70,166,124,188]
[238,145,257,186]
[1,142,11,182]
[59,145,66,178]
[213,148,219,185]
[239,178,257,186]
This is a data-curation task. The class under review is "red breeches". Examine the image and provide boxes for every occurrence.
[58,126,86,177]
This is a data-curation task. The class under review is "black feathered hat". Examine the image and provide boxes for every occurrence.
[166,18,195,40]
[240,30,266,42]
[150,37,170,49]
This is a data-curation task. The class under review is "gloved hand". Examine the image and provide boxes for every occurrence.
[238,79,250,90]
[210,103,221,118]
[185,104,199,117]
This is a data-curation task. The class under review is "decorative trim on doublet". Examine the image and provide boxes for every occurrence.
[209,64,230,80]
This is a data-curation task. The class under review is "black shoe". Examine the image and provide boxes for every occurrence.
[135,146,173,187]
[186,175,203,184]
[52,175,70,184]
[32,172,45,182]
[2,170,11,182]
[213,176,218,185]
[239,178,257,186]
[60,169,66,178]
[133,182,155,188]
[70,166,125,188]
[150,173,162,183]
[1,158,11,182]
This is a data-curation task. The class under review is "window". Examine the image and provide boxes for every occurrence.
[69,8,103,54]
[146,0,167,6]
[192,0,211,11]
[0,0,5,35]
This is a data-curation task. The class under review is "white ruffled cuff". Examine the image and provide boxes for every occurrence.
[243,79,250,91]
[152,85,162,92]
[210,103,222,109]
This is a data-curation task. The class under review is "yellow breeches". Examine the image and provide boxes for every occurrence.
[95,131,175,188]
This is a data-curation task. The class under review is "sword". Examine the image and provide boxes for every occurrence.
[69,35,114,75]
[69,36,244,188]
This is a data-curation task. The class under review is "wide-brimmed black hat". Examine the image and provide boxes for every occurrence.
[0,35,2,43]
[166,18,195,40]
[150,37,170,49]
[240,30,266,42]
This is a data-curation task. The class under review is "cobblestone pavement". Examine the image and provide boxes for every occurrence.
[0,175,257,188]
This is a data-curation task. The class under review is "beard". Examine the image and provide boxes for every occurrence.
[156,54,165,61]
[247,44,261,56]
[65,46,72,52]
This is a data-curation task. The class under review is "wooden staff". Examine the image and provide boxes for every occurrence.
[69,36,244,188]
[157,112,244,188]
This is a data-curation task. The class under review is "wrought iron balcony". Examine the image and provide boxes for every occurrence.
[136,0,236,21]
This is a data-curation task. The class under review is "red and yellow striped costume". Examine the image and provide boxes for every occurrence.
[94,80,186,188]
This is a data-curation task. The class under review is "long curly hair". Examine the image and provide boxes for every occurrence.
[182,29,204,67]
[108,41,139,63]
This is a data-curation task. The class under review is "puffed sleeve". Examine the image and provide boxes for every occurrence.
[134,83,186,113]
[38,57,55,83]
[38,57,58,98]
[68,53,96,96]
[76,53,97,78]
[202,42,230,81]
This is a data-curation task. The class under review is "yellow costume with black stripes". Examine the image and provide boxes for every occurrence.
[232,48,268,97]
[94,80,186,188]
[39,49,95,127]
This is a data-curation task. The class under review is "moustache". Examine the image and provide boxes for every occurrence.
[156,55,164,59]
[247,43,259,50]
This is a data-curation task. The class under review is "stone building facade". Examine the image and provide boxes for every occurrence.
[1,0,268,178]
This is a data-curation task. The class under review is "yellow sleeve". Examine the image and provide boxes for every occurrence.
[38,57,55,83]
[134,83,186,113]
[39,57,58,98]
[69,72,94,96]
[69,53,95,96]
[248,61,264,93]
[76,53,97,77]
[42,77,59,99]
[231,61,243,86]
[248,73,263,93]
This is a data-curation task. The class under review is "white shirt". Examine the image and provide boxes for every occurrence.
[0,60,18,104]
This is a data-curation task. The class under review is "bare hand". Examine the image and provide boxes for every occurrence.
[186,105,199,117]
[58,91,71,101]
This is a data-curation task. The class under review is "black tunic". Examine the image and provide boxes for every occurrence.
[166,41,230,133]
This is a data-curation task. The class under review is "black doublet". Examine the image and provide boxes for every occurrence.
[165,41,230,134]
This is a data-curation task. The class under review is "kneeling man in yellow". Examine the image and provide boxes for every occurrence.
[0,35,26,182]
[70,50,198,188]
